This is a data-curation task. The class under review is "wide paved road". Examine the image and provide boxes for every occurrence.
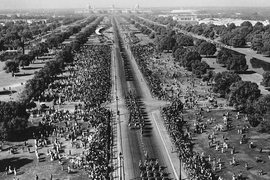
[110,15,188,180]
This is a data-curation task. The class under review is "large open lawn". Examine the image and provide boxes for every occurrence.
[0,59,50,102]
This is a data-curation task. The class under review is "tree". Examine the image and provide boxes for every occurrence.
[3,60,20,76]
[0,38,5,51]
[213,71,241,97]
[261,41,270,56]
[198,42,217,57]
[228,80,261,111]
[261,71,270,87]
[226,54,248,72]
[191,60,210,77]
[241,21,253,29]
[43,60,63,77]
[57,46,74,64]
[220,33,234,45]
[173,47,187,63]
[249,57,270,70]
[16,54,33,69]
[31,42,49,58]
[0,101,29,140]
[194,39,206,47]
[12,39,24,49]
[157,35,176,52]
[71,40,81,52]
[176,34,194,46]
[202,70,215,82]
[230,34,246,47]
[251,34,263,52]
[245,94,270,128]
[216,48,232,65]
[183,51,202,71]
[203,24,215,38]
[227,23,236,31]
[253,22,264,33]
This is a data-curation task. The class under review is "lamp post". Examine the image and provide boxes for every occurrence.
[179,156,182,180]
[119,152,123,180]
[115,75,119,116]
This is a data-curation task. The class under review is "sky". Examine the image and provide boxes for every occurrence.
[0,0,270,9]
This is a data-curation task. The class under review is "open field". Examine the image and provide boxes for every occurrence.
[186,109,270,180]
[0,59,51,102]
[136,33,154,45]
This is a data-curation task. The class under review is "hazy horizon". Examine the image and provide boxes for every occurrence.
[0,0,270,10]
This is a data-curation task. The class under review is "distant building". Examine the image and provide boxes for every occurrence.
[170,9,198,25]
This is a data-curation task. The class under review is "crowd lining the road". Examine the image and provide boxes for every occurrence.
[131,44,168,100]
[3,45,114,179]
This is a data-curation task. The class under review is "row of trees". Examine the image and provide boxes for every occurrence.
[151,29,215,77]
[129,15,167,35]
[250,57,270,72]
[144,14,270,56]
[212,70,270,132]
[0,15,85,51]
[3,16,99,77]
[3,54,35,76]
[121,15,156,39]
[19,16,105,103]
[69,16,104,52]
[216,48,248,72]
[19,17,104,103]
[178,19,270,55]
[4,41,51,76]
[19,49,67,103]
[136,14,270,133]
[173,46,210,77]
[125,17,214,78]
[141,14,178,27]
[45,16,97,49]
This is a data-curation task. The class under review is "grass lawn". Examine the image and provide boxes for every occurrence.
[185,108,270,180]
[0,59,51,102]
[136,33,154,45]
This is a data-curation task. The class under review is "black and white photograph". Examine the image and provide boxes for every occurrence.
[0,0,270,179]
